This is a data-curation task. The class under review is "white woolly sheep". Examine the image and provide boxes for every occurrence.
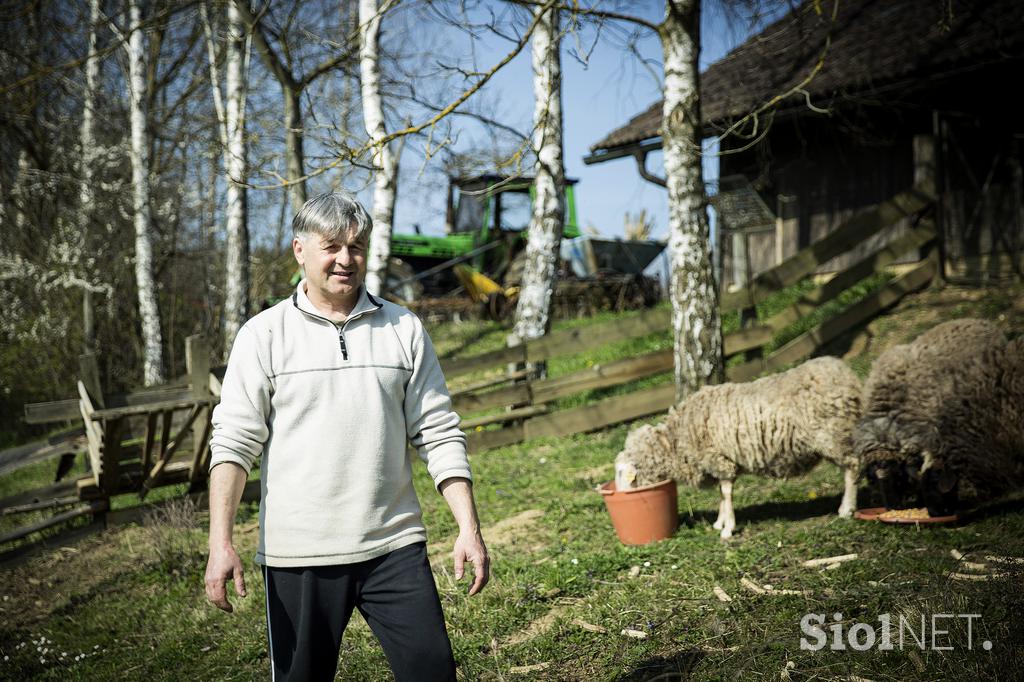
[854,318,1024,515]
[614,356,862,539]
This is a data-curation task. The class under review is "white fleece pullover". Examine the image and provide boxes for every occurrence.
[209,282,471,567]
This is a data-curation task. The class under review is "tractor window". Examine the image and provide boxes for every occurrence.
[454,192,486,234]
[498,192,531,232]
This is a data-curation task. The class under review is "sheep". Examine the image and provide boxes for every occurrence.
[854,318,1024,515]
[614,356,862,539]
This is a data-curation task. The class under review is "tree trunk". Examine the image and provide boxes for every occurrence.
[511,4,565,344]
[223,0,250,357]
[78,0,101,249]
[661,0,722,400]
[127,0,165,386]
[283,86,307,216]
[359,0,399,298]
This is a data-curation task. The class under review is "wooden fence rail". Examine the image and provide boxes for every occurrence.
[3,181,938,548]
[450,183,937,453]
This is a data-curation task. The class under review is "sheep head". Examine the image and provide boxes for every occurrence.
[614,422,674,489]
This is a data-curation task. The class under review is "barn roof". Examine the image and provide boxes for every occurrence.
[587,0,1024,161]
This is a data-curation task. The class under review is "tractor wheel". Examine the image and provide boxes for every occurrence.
[482,291,510,321]
[386,257,423,302]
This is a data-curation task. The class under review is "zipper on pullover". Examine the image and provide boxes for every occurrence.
[291,289,383,362]
[337,327,349,360]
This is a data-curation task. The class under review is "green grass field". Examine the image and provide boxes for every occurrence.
[1,281,1022,681]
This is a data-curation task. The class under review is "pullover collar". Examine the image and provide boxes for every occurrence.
[292,280,383,326]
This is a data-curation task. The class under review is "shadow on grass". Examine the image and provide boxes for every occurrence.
[618,648,705,681]
[679,494,845,531]
[961,494,1024,523]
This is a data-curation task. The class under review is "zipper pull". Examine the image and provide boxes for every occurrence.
[337,327,349,360]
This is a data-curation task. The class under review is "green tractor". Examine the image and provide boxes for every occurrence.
[386,174,581,301]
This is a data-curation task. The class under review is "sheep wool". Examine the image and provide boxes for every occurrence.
[854,318,1024,512]
[615,356,862,538]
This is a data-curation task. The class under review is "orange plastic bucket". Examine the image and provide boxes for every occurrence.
[599,479,679,545]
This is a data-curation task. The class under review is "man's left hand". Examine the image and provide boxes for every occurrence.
[452,529,489,596]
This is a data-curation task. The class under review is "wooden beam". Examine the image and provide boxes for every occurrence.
[450,369,532,397]
[0,500,108,546]
[98,417,124,497]
[141,411,158,475]
[2,495,80,516]
[188,406,214,488]
[25,385,199,424]
[524,383,676,442]
[77,460,195,500]
[460,405,549,430]
[186,336,212,489]
[728,257,937,382]
[720,184,935,312]
[454,383,531,415]
[79,352,104,409]
[89,396,212,422]
[524,307,672,364]
[441,345,526,378]
[77,381,102,488]
[531,350,674,404]
[466,423,524,454]
[139,404,203,499]
[0,479,80,511]
[762,222,937,332]
[0,431,86,477]
[724,325,773,355]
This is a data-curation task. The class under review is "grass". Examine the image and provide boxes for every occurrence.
[2,281,1023,680]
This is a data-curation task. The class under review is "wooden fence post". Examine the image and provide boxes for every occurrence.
[186,335,213,490]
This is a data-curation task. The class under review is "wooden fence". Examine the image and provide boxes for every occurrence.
[1,181,937,551]
[448,181,938,453]
[1,336,228,549]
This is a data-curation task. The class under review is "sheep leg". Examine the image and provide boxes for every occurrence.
[838,467,857,518]
[718,479,736,539]
[713,498,726,530]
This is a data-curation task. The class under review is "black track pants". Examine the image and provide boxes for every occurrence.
[262,542,456,682]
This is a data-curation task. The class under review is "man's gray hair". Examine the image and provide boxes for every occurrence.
[292,191,373,243]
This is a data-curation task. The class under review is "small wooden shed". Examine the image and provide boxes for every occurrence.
[585,0,1024,289]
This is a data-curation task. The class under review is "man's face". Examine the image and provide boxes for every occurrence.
[293,228,368,309]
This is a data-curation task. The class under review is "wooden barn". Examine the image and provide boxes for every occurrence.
[585,0,1024,289]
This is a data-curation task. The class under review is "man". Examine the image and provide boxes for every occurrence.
[204,192,489,681]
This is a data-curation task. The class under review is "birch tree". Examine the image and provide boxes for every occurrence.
[661,0,722,398]
[510,3,564,343]
[204,1,251,356]
[127,0,165,385]
[359,0,401,296]
[78,0,101,243]
[520,0,722,398]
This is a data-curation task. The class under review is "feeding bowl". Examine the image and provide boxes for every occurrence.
[599,479,679,545]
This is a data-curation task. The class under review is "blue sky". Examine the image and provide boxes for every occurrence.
[390,2,781,245]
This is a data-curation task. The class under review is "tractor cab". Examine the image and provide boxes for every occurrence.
[388,174,580,297]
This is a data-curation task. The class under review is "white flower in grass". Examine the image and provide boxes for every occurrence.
[643,561,651,568]
[571,558,579,565]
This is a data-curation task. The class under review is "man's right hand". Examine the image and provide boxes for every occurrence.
[205,543,247,612]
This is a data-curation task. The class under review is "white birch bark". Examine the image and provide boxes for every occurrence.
[661,0,723,400]
[127,0,165,385]
[359,0,399,297]
[222,0,250,356]
[511,4,565,343]
[78,0,101,250]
